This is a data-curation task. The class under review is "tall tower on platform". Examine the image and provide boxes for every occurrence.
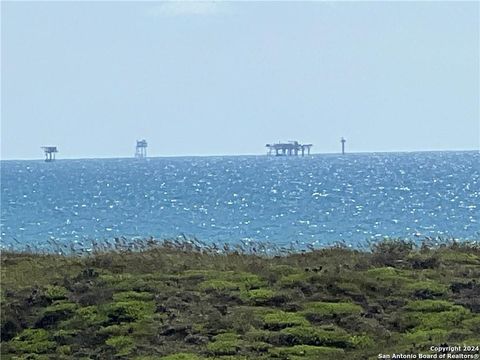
[41,146,58,162]
[135,140,148,158]
[341,137,346,155]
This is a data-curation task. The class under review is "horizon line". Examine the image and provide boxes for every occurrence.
[1,148,479,162]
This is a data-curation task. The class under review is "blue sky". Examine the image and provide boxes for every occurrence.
[2,1,479,159]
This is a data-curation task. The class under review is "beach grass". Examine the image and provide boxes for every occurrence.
[1,238,479,359]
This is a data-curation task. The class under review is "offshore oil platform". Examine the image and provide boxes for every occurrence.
[41,146,58,162]
[135,139,148,158]
[266,141,313,156]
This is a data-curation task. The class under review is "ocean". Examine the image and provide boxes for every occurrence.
[1,151,478,250]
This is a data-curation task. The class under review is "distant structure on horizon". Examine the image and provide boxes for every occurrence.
[341,137,346,155]
[41,146,58,162]
[135,139,148,158]
[266,141,312,156]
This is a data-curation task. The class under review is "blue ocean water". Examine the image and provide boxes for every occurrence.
[1,151,479,250]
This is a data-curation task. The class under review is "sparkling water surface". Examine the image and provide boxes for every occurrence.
[1,152,479,249]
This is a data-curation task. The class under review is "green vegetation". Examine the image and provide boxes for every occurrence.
[1,239,479,359]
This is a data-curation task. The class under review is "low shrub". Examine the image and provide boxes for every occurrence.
[105,335,135,356]
[9,329,56,354]
[269,344,345,358]
[207,333,243,355]
[262,310,309,330]
[302,302,363,322]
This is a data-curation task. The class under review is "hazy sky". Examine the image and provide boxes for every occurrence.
[2,1,479,160]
